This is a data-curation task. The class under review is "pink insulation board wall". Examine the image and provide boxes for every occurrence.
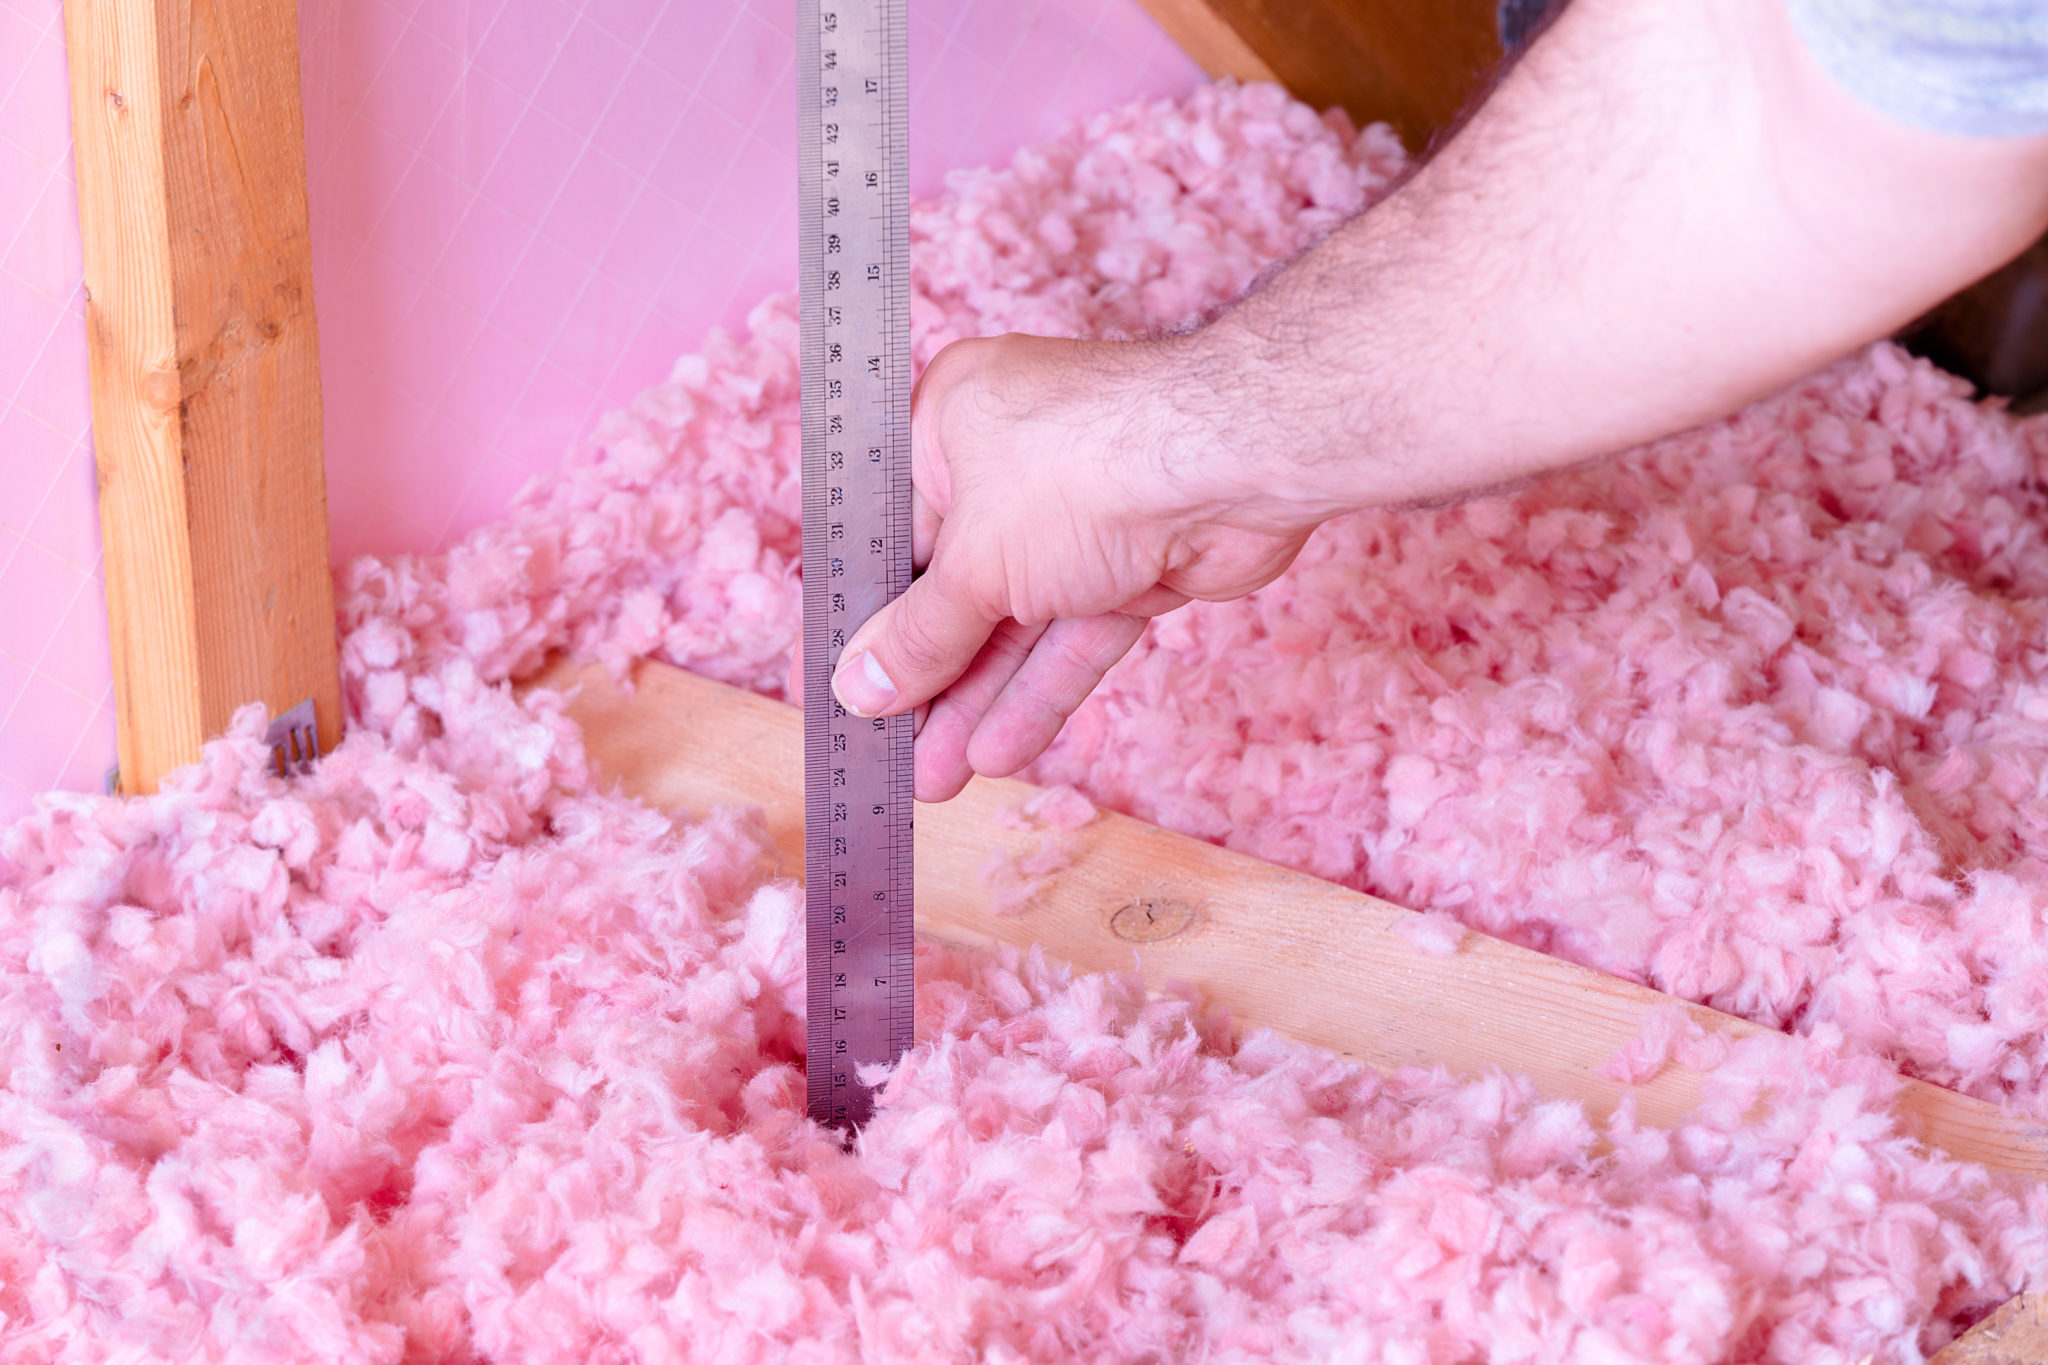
[0,0,1202,826]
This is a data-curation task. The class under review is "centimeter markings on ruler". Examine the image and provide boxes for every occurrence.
[798,0,915,1132]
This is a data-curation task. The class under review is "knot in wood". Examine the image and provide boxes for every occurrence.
[143,367,182,413]
[1109,896,1198,943]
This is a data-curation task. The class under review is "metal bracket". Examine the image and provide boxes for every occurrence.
[263,698,320,778]
[1499,0,1555,50]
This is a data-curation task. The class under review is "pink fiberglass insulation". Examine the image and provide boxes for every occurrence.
[982,788,1099,916]
[0,82,2044,1362]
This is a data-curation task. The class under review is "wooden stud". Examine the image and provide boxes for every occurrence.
[528,657,2048,1185]
[64,0,340,793]
[1133,0,1509,150]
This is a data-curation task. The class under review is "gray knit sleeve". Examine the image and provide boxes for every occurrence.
[1785,0,2048,137]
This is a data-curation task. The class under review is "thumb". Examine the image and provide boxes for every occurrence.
[831,559,1000,719]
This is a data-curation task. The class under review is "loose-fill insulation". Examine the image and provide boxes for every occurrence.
[1,84,2043,1363]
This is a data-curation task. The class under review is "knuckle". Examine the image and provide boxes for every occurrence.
[1013,672,1076,728]
[1060,614,1142,674]
[1043,634,1103,695]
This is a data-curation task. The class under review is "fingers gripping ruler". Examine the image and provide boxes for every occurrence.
[797,0,915,1131]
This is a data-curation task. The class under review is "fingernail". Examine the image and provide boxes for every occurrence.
[832,651,897,717]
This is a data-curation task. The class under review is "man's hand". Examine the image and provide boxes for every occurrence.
[829,332,1318,802]
[815,0,2048,804]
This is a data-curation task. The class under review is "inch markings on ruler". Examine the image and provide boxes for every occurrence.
[798,0,915,1132]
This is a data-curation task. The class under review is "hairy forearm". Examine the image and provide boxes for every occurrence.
[1156,0,2048,523]
[847,0,2048,790]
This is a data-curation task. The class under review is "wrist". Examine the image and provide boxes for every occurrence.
[1128,321,1379,537]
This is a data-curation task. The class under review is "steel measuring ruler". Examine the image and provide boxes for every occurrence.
[797,0,915,1131]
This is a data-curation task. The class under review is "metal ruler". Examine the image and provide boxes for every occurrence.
[797,0,915,1131]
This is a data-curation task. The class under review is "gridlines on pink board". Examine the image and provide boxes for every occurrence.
[0,0,116,829]
[0,0,1202,824]
[304,0,1201,566]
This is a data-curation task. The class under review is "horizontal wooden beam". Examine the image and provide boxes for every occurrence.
[65,0,341,792]
[529,657,2048,1185]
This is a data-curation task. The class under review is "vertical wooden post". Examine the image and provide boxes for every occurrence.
[1134,0,1510,150]
[64,0,340,793]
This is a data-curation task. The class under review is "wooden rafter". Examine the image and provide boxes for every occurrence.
[1134,0,1510,149]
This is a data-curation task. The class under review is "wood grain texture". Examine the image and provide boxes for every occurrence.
[1132,0,1506,149]
[1930,1295,2048,1365]
[65,0,340,793]
[528,657,2048,1185]
[1128,0,1278,88]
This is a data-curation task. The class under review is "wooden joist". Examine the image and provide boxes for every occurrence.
[1931,1294,2048,1365]
[531,657,2048,1186]
[64,0,340,793]
[1134,0,1512,149]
